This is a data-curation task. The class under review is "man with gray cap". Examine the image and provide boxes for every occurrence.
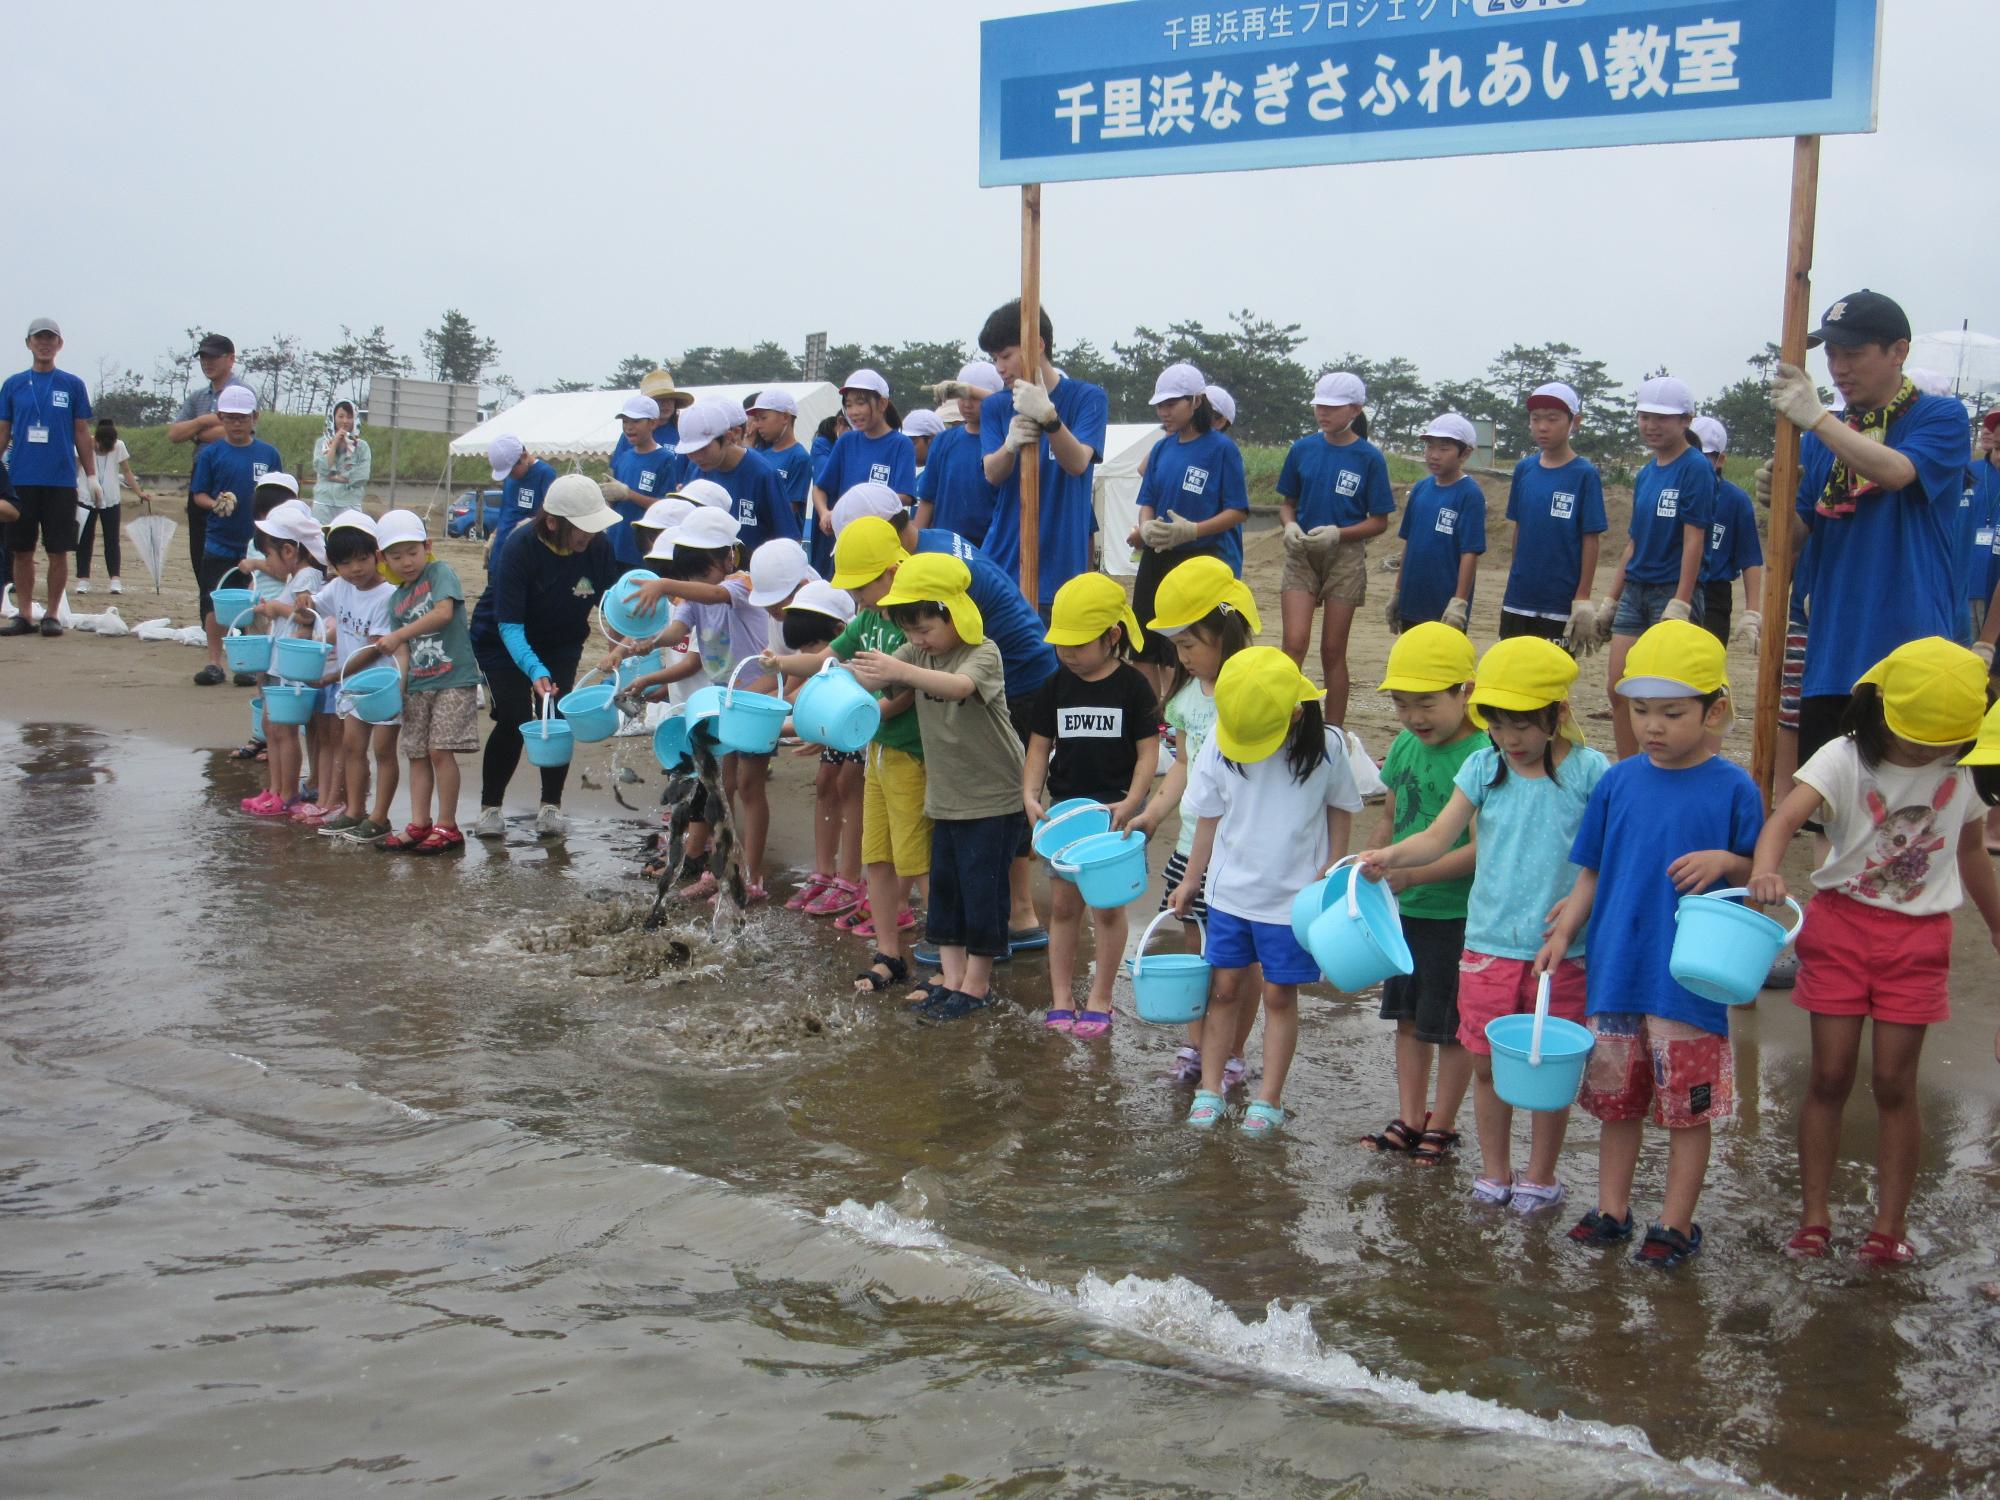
[167,333,256,586]
[0,319,96,635]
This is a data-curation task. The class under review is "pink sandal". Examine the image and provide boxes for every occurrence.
[833,900,872,933]
[803,876,863,917]
[1071,1009,1113,1039]
[850,907,915,940]
[786,873,834,911]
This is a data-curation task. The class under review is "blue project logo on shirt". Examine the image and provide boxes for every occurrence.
[869,463,892,485]
[1710,522,1726,550]
[1182,466,1210,495]
[1551,491,1576,519]
[1657,488,1680,518]
[1336,471,1361,497]
[638,471,658,494]
[517,489,537,510]
[252,463,269,483]
[52,390,70,409]
[1435,508,1457,535]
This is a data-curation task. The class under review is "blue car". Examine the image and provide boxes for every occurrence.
[446,488,506,538]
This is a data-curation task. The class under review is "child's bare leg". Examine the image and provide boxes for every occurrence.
[369,727,400,824]
[1008,855,1039,933]
[1595,1117,1645,1222]
[1472,1060,1513,1184]
[1525,1105,1572,1188]
[938,945,968,992]
[1197,969,1250,1094]
[837,762,864,882]
[737,755,770,885]
[863,862,906,966]
[431,750,461,828]
[1394,1020,1433,1131]
[1660,1122,1712,1236]
[1318,601,1357,727]
[1279,588,1314,665]
[407,754,436,826]
[1868,1020,1928,1241]
[1799,1013,1863,1229]
[959,952,994,999]
[1085,903,1128,1010]
[342,716,369,817]
[1047,879,1085,1006]
[1430,1040,1475,1133]
[1229,980,1261,1061]
[1257,983,1299,1106]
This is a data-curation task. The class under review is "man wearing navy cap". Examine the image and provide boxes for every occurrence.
[167,333,258,589]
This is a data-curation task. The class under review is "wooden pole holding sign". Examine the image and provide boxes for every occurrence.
[1018,183,1043,601]
[1751,135,1822,808]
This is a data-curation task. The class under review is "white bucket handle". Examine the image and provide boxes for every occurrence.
[536,690,556,739]
[724,654,765,707]
[1051,828,1136,877]
[218,564,252,593]
[224,603,259,636]
[1702,887,1806,948]
[1529,970,1552,1067]
[1132,906,1203,978]
[1327,853,1401,927]
[1037,802,1110,853]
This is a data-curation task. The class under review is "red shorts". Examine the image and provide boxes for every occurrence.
[1455,951,1587,1056]
[1577,1012,1733,1129]
[1792,889,1951,1026]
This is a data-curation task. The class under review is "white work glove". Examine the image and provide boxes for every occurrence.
[1588,595,1619,649]
[1282,521,1308,556]
[212,490,237,517]
[1140,511,1198,551]
[1565,599,1600,656]
[1305,525,1341,557]
[1383,593,1402,634]
[1011,379,1057,428]
[1662,598,1693,624]
[1973,640,1995,668]
[88,478,104,506]
[1770,362,1827,432]
[1005,413,1041,454]
[601,477,635,503]
[1442,597,1470,632]
[1753,458,1774,509]
[1732,608,1763,653]
[927,380,976,402]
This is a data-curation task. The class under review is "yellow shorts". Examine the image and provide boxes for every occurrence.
[861,744,931,877]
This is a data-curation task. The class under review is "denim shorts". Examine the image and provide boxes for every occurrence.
[1611,580,1706,636]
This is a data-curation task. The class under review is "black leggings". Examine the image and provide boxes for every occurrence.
[480,653,578,808]
[76,507,119,578]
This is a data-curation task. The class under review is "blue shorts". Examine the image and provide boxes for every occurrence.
[1612,580,1706,636]
[1204,907,1320,986]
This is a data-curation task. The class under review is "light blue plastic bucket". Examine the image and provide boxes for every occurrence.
[602,568,672,640]
[1289,872,1338,949]
[715,658,789,755]
[1033,800,1111,878]
[792,659,880,753]
[249,696,264,739]
[1050,829,1147,910]
[1486,975,1595,1111]
[1670,888,1804,1006]
[1124,909,1210,1025]
[1305,858,1414,992]
[653,709,691,772]
[262,682,317,726]
[521,696,573,768]
[221,606,270,676]
[685,685,724,744]
[558,678,620,742]
[272,635,331,682]
[208,575,255,625]
[616,650,663,690]
[345,666,402,724]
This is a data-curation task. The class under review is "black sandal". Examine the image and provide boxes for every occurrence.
[902,979,951,1009]
[1411,1129,1462,1166]
[853,952,910,994]
[1360,1118,1419,1153]
[232,738,266,760]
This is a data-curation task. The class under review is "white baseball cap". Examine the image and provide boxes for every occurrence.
[830,481,907,536]
[1421,413,1478,447]
[676,477,733,510]
[1148,363,1207,405]
[674,398,739,455]
[543,472,621,533]
[787,580,856,624]
[326,507,377,540]
[620,394,662,422]
[217,385,258,415]
[256,471,300,497]
[259,498,327,564]
[375,509,427,548]
[640,496,694,532]
[901,409,945,441]
[938,404,965,425]
[749,388,797,416]
[664,507,742,553]
[1313,371,1366,407]
[840,368,890,398]
[1204,384,1236,425]
[1636,376,1696,415]
[1527,382,1581,415]
[487,432,525,480]
[956,360,1002,394]
[747,537,817,607]
[1688,416,1729,455]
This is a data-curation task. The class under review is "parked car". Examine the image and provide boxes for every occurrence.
[447,488,506,538]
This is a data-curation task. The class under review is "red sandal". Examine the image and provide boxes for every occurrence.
[1857,1231,1916,1267]
[409,825,466,856]
[376,822,434,852]
[1783,1224,1832,1260]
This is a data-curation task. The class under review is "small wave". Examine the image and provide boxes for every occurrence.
[822,1199,952,1251]
[339,1082,435,1122]
[223,1052,269,1072]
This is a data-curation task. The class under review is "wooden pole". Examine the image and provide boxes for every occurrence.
[1751,134,1821,808]
[1018,183,1043,601]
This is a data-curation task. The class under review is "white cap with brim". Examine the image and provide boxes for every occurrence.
[839,368,890,398]
[747,537,816,607]
[1688,416,1729,455]
[675,477,733,511]
[787,580,856,623]
[1635,376,1696,415]
[640,497,693,532]
[620,394,662,422]
[259,498,327,564]
[1313,371,1366,407]
[487,432,525,481]
[217,385,258,415]
[1204,384,1236,424]
[956,361,1002,394]
[674,398,739,455]
[830,481,906,537]
[749,388,797,416]
[1147,363,1207,405]
[664,507,742,553]
[1421,414,1477,447]
[375,509,427,549]
[901,409,945,441]
[326,508,377,541]
[26,317,60,337]
[257,471,301,497]
[543,472,621,534]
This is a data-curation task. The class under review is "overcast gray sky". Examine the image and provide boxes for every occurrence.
[11,0,1994,408]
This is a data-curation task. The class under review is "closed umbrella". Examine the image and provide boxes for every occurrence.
[124,514,178,594]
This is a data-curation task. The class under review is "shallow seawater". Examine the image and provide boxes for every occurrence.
[3,717,1998,1499]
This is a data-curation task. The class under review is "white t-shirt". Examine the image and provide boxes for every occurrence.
[272,565,326,645]
[90,440,128,509]
[313,575,394,668]
[1796,736,1983,915]
[1182,726,1365,924]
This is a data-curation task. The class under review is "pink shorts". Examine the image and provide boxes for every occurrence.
[1793,889,1951,1026]
[1455,952,1587,1055]
[1577,1012,1734,1129]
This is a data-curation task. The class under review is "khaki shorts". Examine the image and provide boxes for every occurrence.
[401,685,480,757]
[1280,537,1367,606]
[862,744,931,877]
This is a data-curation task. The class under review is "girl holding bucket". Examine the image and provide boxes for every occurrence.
[239,494,328,821]
[1357,638,1609,1210]
[1747,639,2000,1267]
[760,581,867,922]
[1171,648,1365,1134]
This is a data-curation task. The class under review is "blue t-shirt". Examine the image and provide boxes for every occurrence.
[1973,460,2000,606]
[914,527,1058,701]
[1953,463,1999,606]
[1136,429,1250,575]
[1699,479,1763,585]
[1503,454,1608,618]
[495,458,558,547]
[612,419,680,469]
[608,444,681,566]
[1396,474,1486,620]
[191,438,283,558]
[1625,447,1715,588]
[818,427,918,502]
[1275,432,1394,532]
[0,368,92,487]
[916,424,1000,545]
[468,523,624,671]
[703,447,796,553]
[1454,742,1609,961]
[1570,754,1765,1035]
[1796,392,1969,697]
[979,378,1111,608]
[809,431,835,487]
[761,442,814,517]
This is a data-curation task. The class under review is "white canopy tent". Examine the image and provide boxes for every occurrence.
[1092,423,1166,578]
[447,381,841,463]
[1908,329,2000,403]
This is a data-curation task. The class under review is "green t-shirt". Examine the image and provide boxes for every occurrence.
[830,607,923,760]
[390,560,478,692]
[1382,727,1486,920]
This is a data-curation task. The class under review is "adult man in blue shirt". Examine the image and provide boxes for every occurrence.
[1774,289,1973,769]
[976,300,1108,615]
[486,433,559,553]
[166,333,256,594]
[0,319,97,636]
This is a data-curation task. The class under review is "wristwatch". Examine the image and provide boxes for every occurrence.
[1038,416,1061,433]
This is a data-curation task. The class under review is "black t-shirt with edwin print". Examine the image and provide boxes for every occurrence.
[1030,661,1159,806]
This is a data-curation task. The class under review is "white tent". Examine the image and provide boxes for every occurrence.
[1909,329,2000,401]
[447,381,841,462]
[1093,423,1166,578]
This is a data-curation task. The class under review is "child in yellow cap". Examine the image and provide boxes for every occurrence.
[849,553,1027,1022]
[1359,637,1609,1210]
[1538,620,1763,1268]
[1355,623,1486,1166]
[1027,572,1160,1038]
[1170,647,1366,1134]
[1748,637,2000,1267]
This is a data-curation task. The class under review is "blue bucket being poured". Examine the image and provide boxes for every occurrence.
[339,652,403,724]
[1302,857,1414,993]
[715,657,790,755]
[558,673,620,743]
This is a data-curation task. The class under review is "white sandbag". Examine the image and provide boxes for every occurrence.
[132,618,209,646]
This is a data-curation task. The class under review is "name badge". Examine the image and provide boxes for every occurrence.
[25,423,49,444]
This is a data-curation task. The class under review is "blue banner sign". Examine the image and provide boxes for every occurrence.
[980,0,1880,185]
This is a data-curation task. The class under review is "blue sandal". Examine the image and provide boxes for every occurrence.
[1241,1100,1286,1137]
[1186,1090,1225,1128]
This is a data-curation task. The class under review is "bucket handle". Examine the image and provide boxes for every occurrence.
[224,603,259,637]
[1050,828,1134,877]
[1529,970,1551,1068]
[536,689,557,740]
[1701,887,1806,948]
[218,565,252,593]
[1131,906,1203,978]
[1037,802,1110,853]
[1328,853,1402,927]
[723,654,770,707]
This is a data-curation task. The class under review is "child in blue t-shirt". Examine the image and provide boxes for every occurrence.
[747,390,814,532]
[1537,621,1763,1268]
[605,396,681,568]
[810,372,916,578]
[1388,414,1485,633]
[1689,417,1765,650]
[1502,383,1606,647]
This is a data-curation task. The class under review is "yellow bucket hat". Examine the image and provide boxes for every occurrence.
[1045,572,1143,651]
[1615,620,1729,699]
[830,516,910,591]
[1467,637,1585,744]
[876,552,985,645]
[1148,555,1263,636]
[1857,636,1988,746]
[1214,646,1321,763]
[1379,621,1476,694]
[1958,698,2000,766]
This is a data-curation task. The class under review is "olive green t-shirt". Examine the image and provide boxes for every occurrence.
[830,607,923,760]
[893,639,1026,821]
